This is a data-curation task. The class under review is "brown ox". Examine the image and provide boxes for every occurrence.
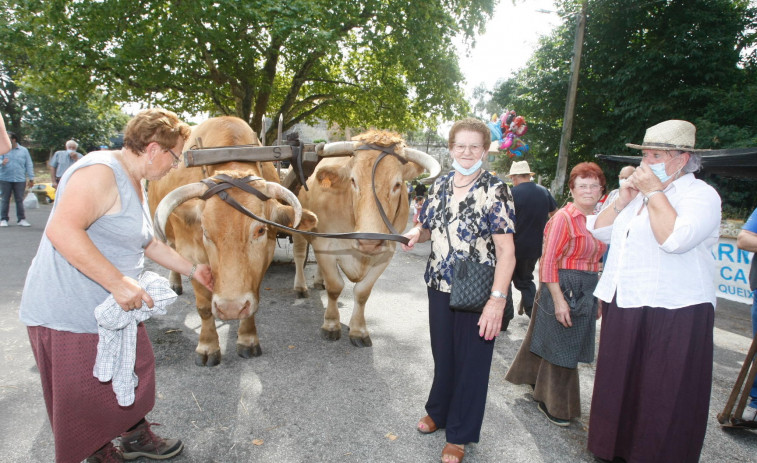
[148,116,317,366]
[292,131,440,346]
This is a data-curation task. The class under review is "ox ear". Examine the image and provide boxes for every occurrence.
[270,205,318,232]
[402,161,425,181]
[315,165,349,190]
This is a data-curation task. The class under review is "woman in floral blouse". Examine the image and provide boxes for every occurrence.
[402,118,516,463]
[505,162,607,428]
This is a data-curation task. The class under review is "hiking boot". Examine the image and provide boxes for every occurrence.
[86,442,123,462]
[120,420,183,460]
[537,401,570,427]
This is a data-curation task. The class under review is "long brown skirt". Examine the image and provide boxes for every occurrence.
[587,299,714,463]
[28,324,155,463]
[504,298,581,420]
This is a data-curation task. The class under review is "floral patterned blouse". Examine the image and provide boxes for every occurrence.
[418,171,515,293]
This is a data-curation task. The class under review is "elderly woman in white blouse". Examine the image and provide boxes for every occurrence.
[586,120,721,463]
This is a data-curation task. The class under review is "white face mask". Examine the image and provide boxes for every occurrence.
[451,158,482,176]
[618,178,627,187]
[67,149,76,155]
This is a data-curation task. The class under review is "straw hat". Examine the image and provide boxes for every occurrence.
[626,120,708,152]
[507,160,534,176]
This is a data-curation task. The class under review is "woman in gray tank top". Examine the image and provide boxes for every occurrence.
[19,109,213,463]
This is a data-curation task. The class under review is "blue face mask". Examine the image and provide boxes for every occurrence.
[451,159,482,176]
[649,162,681,183]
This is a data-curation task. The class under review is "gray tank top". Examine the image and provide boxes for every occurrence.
[19,151,154,333]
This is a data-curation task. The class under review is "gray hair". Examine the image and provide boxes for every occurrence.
[65,139,78,149]
[668,150,701,174]
[681,152,702,173]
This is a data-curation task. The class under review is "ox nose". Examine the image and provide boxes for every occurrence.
[356,239,385,254]
[212,299,252,320]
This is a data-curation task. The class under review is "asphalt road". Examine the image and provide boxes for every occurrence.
[1,204,756,462]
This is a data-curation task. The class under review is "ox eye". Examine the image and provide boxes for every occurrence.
[251,225,267,240]
[393,182,401,192]
[350,178,357,190]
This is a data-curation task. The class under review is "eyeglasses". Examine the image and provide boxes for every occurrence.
[575,184,602,191]
[166,148,181,167]
[451,143,484,154]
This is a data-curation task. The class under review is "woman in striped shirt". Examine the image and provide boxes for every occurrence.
[505,162,607,427]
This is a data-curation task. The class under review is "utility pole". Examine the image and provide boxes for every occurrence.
[551,0,587,196]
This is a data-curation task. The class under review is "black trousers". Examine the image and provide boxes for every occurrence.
[505,257,539,318]
[425,287,495,444]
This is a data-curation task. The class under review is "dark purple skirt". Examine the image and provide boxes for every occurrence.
[28,324,155,463]
[587,298,714,463]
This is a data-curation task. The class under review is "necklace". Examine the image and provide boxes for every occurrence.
[453,170,482,188]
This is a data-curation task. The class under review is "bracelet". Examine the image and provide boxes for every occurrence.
[188,264,197,281]
[643,189,664,205]
[612,200,624,214]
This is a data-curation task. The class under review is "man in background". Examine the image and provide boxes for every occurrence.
[0,132,35,227]
[502,160,557,331]
[49,139,83,187]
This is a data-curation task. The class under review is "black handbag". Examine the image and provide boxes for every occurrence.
[442,181,495,313]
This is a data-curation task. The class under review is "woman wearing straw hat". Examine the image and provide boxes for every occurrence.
[586,120,721,462]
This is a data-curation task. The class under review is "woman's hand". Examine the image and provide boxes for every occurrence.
[617,171,641,208]
[554,296,572,328]
[401,227,423,251]
[628,162,664,197]
[113,275,154,311]
[478,297,506,340]
[192,263,214,292]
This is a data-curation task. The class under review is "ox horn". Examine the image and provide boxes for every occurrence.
[404,148,441,184]
[320,141,357,157]
[153,182,209,242]
[265,181,303,228]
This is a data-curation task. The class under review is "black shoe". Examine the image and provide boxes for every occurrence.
[120,420,183,460]
[537,401,570,427]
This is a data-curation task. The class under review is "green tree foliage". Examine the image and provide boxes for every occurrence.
[1,2,129,155]
[490,0,757,201]
[24,93,129,159]
[11,0,496,143]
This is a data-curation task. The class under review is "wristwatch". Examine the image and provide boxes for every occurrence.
[490,290,507,299]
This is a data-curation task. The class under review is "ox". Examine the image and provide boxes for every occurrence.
[292,130,440,346]
[148,116,317,366]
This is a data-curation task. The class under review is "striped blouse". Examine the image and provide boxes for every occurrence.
[539,202,607,283]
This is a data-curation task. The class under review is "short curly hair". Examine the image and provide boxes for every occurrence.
[448,118,491,151]
[122,109,191,154]
[568,162,606,190]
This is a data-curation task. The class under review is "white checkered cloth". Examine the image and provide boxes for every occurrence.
[93,271,177,406]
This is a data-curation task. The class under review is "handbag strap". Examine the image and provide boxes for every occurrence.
[441,179,476,261]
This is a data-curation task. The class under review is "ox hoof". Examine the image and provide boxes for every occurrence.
[313,282,325,290]
[171,284,183,296]
[320,327,341,341]
[237,343,262,358]
[195,351,222,367]
[295,290,309,299]
[349,335,373,348]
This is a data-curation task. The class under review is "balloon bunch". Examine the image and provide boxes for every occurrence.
[487,110,530,158]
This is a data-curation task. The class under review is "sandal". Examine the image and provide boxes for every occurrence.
[441,443,465,463]
[417,415,438,434]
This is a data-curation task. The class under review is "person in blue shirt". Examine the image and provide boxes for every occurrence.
[737,207,757,421]
[0,132,35,227]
